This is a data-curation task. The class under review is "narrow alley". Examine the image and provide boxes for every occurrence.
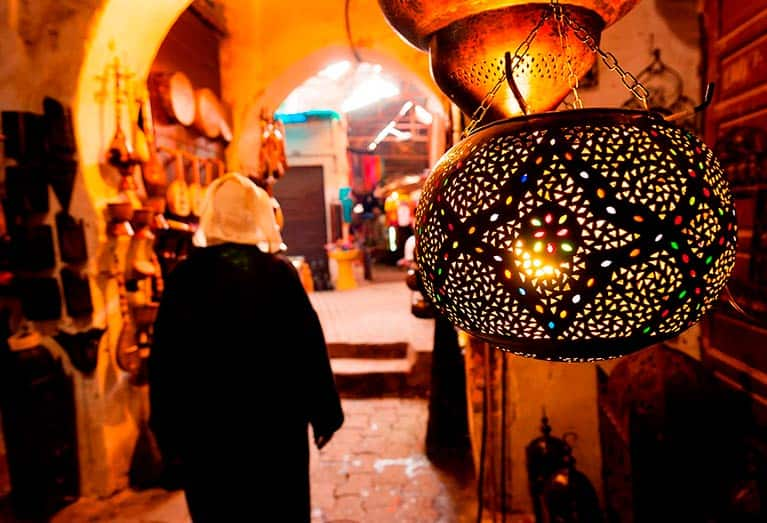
[51,265,484,523]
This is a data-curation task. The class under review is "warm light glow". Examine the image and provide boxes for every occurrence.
[368,118,412,150]
[398,101,415,116]
[341,74,400,113]
[318,60,352,81]
[278,62,402,115]
[414,111,737,361]
[414,104,433,125]
[388,226,398,252]
[389,128,413,141]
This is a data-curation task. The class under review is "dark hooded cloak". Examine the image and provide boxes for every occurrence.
[148,243,343,522]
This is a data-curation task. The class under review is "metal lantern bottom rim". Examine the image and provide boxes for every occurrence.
[456,323,684,361]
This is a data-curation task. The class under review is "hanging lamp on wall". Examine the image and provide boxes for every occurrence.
[380,0,737,361]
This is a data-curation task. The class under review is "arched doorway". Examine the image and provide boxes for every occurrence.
[64,0,442,499]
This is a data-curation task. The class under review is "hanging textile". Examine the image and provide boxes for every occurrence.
[347,150,382,191]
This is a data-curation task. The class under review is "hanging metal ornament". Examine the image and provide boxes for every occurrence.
[622,48,699,133]
[379,0,639,120]
[412,1,737,361]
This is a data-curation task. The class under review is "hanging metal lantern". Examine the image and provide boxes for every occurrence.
[378,0,639,118]
[415,108,737,361]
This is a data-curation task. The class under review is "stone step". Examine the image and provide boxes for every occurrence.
[330,355,428,398]
[331,357,413,375]
[327,342,408,359]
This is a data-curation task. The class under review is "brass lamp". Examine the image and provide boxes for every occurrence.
[385,0,738,360]
[379,0,639,119]
[415,108,736,361]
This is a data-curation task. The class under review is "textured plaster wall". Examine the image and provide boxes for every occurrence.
[220,0,440,172]
[2,0,194,498]
[0,0,439,498]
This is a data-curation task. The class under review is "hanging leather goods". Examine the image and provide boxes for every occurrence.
[149,71,196,126]
[146,196,169,231]
[106,201,135,237]
[12,224,56,271]
[4,165,50,217]
[127,208,157,280]
[60,266,94,317]
[115,265,142,382]
[7,323,42,352]
[53,328,105,375]
[17,277,62,321]
[193,88,223,139]
[165,149,191,218]
[105,57,135,170]
[42,97,77,159]
[187,155,204,217]
[1,111,45,162]
[258,112,288,181]
[46,157,78,212]
[132,103,150,165]
[202,158,215,187]
[56,211,88,264]
[137,92,166,193]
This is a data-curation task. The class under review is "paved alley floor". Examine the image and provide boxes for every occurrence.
[308,264,434,353]
[52,398,477,523]
[50,266,484,522]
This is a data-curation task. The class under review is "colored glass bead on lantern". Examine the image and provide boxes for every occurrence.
[414,109,737,361]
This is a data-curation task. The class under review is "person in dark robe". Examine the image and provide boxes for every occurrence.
[148,173,344,522]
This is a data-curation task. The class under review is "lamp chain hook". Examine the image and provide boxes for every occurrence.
[462,8,552,137]
[562,10,650,109]
[552,0,584,109]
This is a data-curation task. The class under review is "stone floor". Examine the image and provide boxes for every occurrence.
[309,264,434,354]
[52,398,479,523]
[50,264,482,522]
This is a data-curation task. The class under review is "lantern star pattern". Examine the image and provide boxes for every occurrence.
[415,109,737,361]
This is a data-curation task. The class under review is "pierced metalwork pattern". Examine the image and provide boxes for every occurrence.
[415,109,737,361]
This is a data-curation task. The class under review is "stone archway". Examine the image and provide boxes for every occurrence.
[234,43,446,173]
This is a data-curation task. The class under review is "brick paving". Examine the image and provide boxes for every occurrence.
[51,267,484,522]
[52,398,479,523]
[308,265,434,354]
[309,398,476,522]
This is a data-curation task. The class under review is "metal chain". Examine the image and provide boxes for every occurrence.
[552,0,583,109]
[562,12,649,109]
[462,8,552,137]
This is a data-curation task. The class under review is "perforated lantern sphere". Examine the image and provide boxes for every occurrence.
[415,109,737,361]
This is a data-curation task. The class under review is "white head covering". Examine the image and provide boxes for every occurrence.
[193,173,284,253]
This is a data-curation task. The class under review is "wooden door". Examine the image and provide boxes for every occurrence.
[700,2,767,520]
[703,0,767,424]
[273,165,331,290]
